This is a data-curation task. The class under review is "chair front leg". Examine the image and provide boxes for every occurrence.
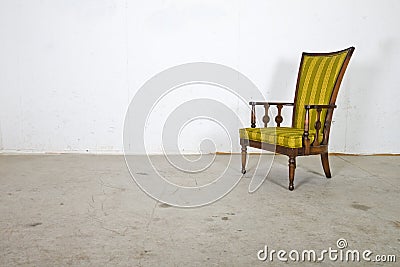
[241,144,247,174]
[288,156,296,191]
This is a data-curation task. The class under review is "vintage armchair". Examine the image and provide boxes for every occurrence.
[239,47,355,190]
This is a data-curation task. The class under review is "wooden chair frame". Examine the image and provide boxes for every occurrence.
[240,47,355,190]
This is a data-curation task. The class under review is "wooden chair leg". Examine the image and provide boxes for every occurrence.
[288,156,296,191]
[241,145,247,174]
[321,153,332,178]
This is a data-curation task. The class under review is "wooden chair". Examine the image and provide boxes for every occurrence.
[239,47,355,190]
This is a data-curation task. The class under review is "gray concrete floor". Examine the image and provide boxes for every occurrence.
[0,154,399,266]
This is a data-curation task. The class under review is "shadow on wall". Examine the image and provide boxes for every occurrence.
[341,41,396,152]
[0,122,2,150]
[340,61,376,152]
[267,59,298,100]
[264,59,299,127]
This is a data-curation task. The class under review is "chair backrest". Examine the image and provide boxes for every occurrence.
[292,47,355,130]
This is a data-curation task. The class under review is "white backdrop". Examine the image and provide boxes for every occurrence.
[0,0,399,154]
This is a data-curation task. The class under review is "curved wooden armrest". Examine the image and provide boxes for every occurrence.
[305,104,336,109]
[249,101,294,106]
[303,104,337,154]
[249,101,294,128]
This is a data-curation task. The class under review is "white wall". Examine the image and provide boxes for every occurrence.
[0,0,399,154]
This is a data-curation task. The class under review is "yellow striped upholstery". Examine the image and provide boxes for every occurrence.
[239,127,322,148]
[293,50,349,130]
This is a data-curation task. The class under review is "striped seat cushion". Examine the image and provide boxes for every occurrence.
[294,50,349,130]
[239,127,322,148]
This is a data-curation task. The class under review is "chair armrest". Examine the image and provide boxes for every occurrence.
[304,104,336,109]
[249,101,294,106]
[249,102,294,128]
[303,104,337,154]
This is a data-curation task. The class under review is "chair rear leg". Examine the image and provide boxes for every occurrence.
[288,156,296,191]
[241,144,247,174]
[321,152,332,178]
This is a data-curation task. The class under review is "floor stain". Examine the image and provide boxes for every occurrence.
[351,204,371,211]
[138,249,151,258]
[136,172,148,175]
[221,216,229,221]
[392,221,400,228]
[159,203,172,208]
[27,222,42,227]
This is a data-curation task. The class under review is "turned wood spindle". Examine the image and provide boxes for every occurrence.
[275,104,283,127]
[251,103,256,128]
[313,107,322,146]
[303,107,310,154]
[263,104,270,127]
[321,108,333,145]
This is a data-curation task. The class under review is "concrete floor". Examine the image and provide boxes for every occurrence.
[0,154,399,266]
